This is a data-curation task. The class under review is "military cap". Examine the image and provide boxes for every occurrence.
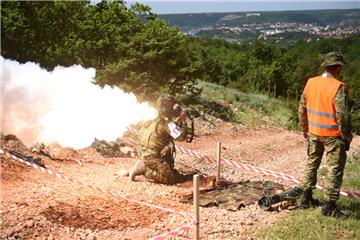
[321,52,346,67]
[156,95,176,118]
[156,95,175,109]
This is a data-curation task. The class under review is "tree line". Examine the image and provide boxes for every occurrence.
[1,0,202,101]
[196,36,360,132]
[2,0,359,132]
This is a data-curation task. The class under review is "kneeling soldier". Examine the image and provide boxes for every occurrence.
[129,95,189,184]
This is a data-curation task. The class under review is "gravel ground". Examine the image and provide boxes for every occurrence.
[1,121,359,240]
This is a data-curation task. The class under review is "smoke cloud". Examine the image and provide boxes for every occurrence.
[0,57,156,148]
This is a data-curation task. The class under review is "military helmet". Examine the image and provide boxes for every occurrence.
[321,52,346,67]
[156,95,176,118]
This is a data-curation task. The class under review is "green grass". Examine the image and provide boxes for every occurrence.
[190,81,360,239]
[194,81,298,129]
[255,150,360,240]
[316,147,360,193]
[256,209,360,240]
[341,148,360,191]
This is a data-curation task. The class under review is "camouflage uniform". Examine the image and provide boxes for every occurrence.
[298,53,352,202]
[139,117,187,184]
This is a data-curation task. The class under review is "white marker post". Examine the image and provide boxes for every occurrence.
[216,141,221,185]
[194,174,200,240]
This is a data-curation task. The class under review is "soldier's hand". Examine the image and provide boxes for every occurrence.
[179,109,188,122]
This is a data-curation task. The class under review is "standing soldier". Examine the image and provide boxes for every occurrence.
[298,52,352,218]
[129,95,189,184]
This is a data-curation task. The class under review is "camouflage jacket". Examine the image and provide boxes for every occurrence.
[298,73,352,142]
[139,117,188,157]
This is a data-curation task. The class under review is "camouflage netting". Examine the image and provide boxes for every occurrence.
[31,143,78,161]
[1,133,45,167]
[90,138,138,158]
[1,133,29,153]
[182,180,285,211]
[1,131,140,164]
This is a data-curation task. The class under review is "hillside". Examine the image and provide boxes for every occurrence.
[193,81,298,130]
[2,2,360,239]
[160,9,360,44]
[2,119,360,239]
[160,9,360,29]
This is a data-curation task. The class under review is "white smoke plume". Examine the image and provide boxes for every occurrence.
[0,57,157,148]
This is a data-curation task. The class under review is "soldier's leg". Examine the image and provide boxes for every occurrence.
[302,135,324,191]
[300,135,324,208]
[161,146,175,168]
[129,160,146,181]
[321,137,347,218]
[323,137,347,202]
[163,153,174,168]
[143,156,177,184]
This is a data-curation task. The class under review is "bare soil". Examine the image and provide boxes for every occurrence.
[1,121,359,240]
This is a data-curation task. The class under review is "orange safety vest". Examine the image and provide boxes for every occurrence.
[304,75,345,136]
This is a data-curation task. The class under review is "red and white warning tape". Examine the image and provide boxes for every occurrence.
[176,146,360,199]
[127,127,140,136]
[127,126,360,200]
[149,221,198,240]
[0,149,195,239]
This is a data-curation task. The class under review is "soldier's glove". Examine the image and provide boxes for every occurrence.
[179,109,189,122]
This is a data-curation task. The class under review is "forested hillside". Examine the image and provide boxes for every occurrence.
[1,0,359,133]
[160,9,360,29]
[191,36,360,132]
[161,9,360,45]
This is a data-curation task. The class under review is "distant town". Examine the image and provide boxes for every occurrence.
[161,9,360,44]
[193,22,360,40]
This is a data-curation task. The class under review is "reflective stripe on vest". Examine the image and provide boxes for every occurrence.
[308,120,338,130]
[307,108,336,118]
[304,76,345,136]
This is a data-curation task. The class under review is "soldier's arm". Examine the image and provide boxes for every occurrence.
[298,91,308,135]
[334,86,353,142]
[167,120,188,141]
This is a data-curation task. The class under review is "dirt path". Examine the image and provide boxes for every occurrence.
[1,122,359,240]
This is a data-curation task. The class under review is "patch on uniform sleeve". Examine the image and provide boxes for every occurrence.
[168,122,182,139]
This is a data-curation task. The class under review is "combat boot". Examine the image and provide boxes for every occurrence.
[129,160,146,181]
[321,201,348,219]
[300,189,319,209]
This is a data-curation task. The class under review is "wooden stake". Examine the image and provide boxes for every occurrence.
[194,174,200,240]
[216,141,221,184]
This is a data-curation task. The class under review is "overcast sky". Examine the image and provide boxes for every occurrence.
[123,1,360,14]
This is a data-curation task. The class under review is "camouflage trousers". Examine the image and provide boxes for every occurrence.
[141,153,177,185]
[302,134,347,202]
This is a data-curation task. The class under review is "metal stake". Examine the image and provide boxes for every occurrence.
[194,174,200,240]
[216,141,221,184]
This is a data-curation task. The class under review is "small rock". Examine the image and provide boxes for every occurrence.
[47,234,55,240]
[116,169,129,177]
[8,234,21,240]
[24,220,35,228]
[85,233,97,240]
